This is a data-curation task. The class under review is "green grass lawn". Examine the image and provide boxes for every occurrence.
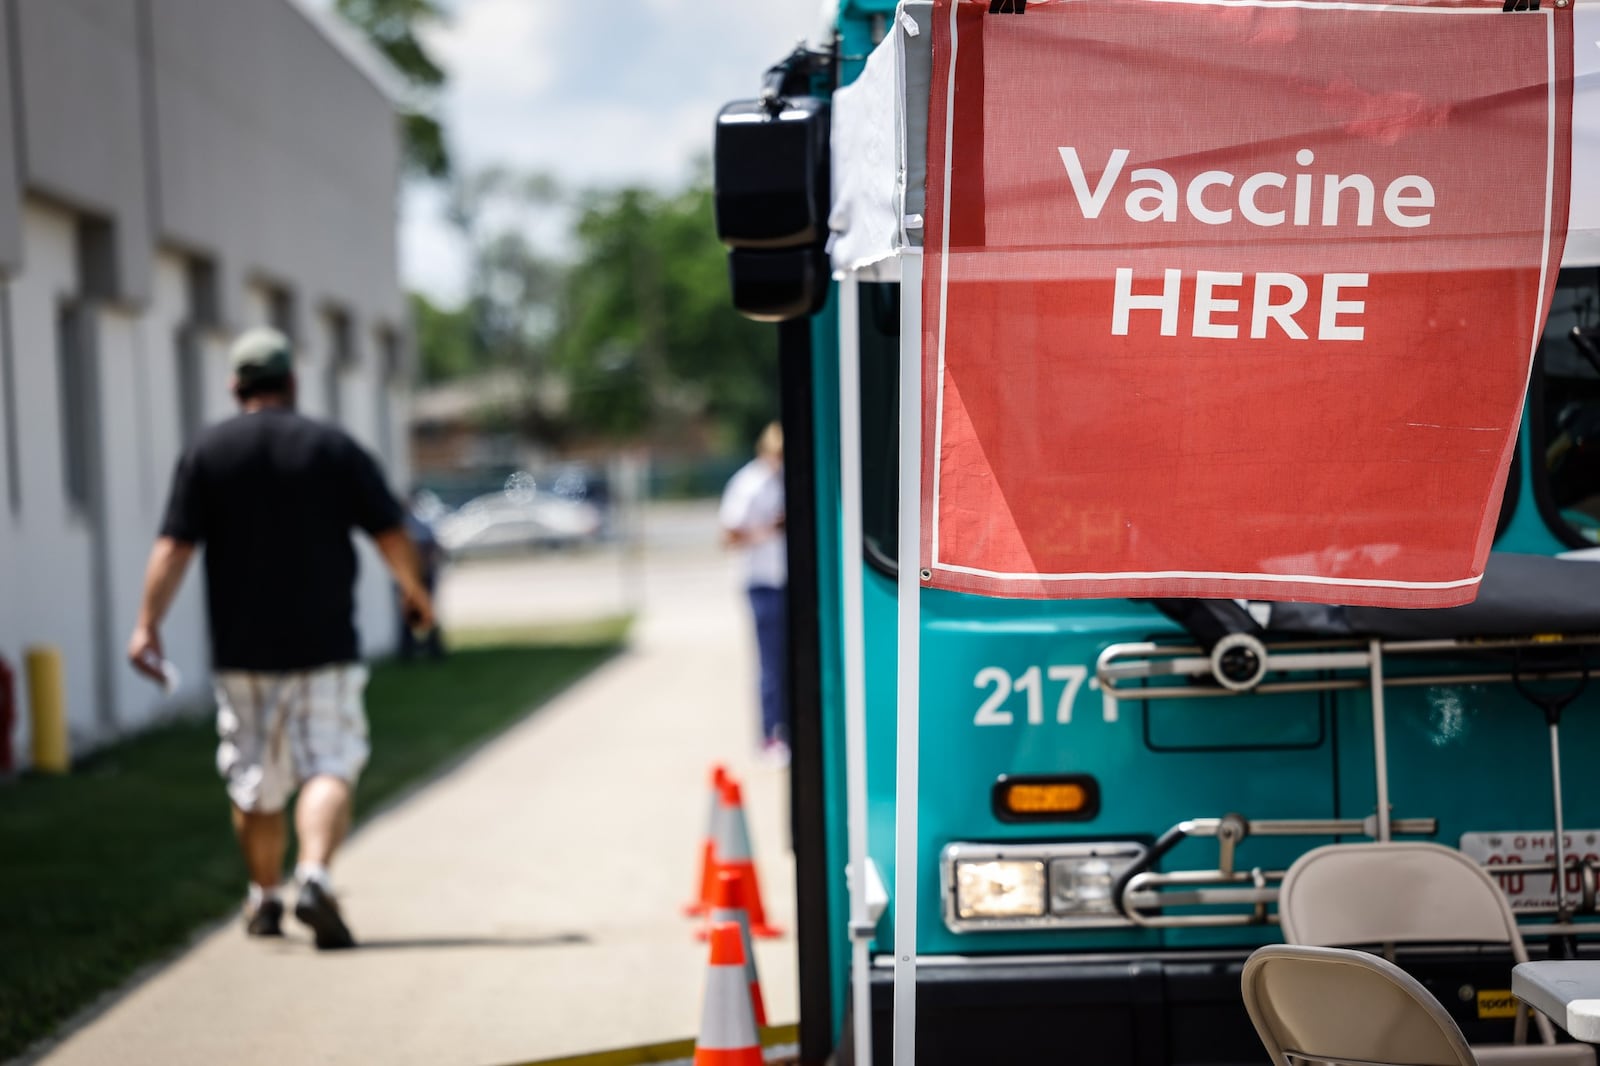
[0,619,628,1061]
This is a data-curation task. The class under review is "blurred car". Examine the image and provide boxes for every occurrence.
[434,488,603,557]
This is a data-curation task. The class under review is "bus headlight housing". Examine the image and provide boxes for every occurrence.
[1050,855,1123,915]
[942,842,1146,932]
[954,860,1047,919]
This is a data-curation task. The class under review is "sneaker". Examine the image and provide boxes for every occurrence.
[244,897,284,938]
[760,738,791,769]
[294,880,356,950]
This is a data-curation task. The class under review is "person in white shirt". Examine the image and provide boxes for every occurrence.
[719,422,789,765]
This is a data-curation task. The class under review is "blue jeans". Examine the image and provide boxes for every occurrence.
[748,585,788,744]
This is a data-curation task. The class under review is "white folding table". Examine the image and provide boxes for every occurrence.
[1513,962,1600,1042]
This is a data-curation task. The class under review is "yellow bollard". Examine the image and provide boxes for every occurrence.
[24,645,69,773]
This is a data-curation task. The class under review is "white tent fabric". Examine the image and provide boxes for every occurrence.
[828,23,900,274]
[1568,4,1600,265]
[828,2,930,275]
[830,0,1600,273]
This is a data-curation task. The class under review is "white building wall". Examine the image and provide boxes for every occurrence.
[6,202,98,754]
[197,300,233,425]
[199,329,232,427]
[293,299,332,421]
[2,218,408,763]
[0,281,21,752]
[379,335,412,494]
[340,331,396,661]
[0,0,409,763]
[131,254,210,711]
[339,361,377,455]
[98,308,161,728]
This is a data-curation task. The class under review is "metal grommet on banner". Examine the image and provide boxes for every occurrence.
[988,0,1027,12]
[920,569,932,582]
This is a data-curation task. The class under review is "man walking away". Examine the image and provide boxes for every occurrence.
[719,422,788,766]
[127,328,433,950]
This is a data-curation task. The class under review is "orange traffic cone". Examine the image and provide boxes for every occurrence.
[685,764,730,917]
[694,922,763,1066]
[696,870,767,1025]
[716,780,781,938]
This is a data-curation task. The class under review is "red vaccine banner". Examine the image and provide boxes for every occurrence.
[921,0,1573,607]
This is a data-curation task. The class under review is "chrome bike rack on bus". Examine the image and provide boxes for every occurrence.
[1114,813,1439,929]
[1097,634,1600,936]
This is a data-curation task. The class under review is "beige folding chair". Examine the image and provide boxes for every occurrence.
[1280,842,1594,1065]
[1242,944,1480,1066]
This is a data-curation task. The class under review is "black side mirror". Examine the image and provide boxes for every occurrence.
[713,93,830,321]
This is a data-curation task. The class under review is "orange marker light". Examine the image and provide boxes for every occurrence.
[1005,782,1086,814]
[993,775,1099,823]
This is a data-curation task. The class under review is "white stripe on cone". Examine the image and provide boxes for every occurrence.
[698,927,760,1050]
[718,798,752,862]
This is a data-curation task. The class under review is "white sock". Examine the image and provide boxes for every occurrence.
[248,883,282,905]
[294,863,330,890]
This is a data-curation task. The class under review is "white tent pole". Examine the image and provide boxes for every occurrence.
[837,275,874,1066]
[893,251,923,1066]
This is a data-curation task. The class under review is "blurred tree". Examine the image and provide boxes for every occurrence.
[446,168,564,380]
[551,178,777,445]
[335,0,452,179]
[410,165,774,450]
[472,230,562,369]
[409,293,473,383]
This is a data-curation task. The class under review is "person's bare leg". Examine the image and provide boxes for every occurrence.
[292,774,357,948]
[230,806,287,888]
[294,774,353,868]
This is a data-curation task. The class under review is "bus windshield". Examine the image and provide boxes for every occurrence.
[1537,266,1600,546]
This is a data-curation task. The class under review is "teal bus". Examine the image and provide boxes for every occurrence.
[714,2,1600,1062]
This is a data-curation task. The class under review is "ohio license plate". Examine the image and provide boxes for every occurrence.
[1460,831,1600,911]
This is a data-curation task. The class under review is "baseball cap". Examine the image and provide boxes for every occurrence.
[229,327,293,384]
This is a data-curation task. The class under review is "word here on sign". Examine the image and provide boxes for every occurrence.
[921,0,1573,607]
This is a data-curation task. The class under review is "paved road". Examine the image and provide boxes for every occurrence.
[35,503,797,1066]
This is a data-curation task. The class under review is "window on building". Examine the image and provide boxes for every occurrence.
[58,302,96,515]
[75,218,116,302]
[1,282,19,515]
[186,258,221,330]
[177,257,220,446]
[375,326,400,465]
[324,307,353,425]
[1534,266,1600,546]
[266,285,296,341]
[379,326,402,382]
[326,307,355,368]
[175,324,204,446]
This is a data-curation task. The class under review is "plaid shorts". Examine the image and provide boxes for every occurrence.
[214,663,371,813]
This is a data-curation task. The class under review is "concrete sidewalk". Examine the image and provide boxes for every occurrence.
[36,525,796,1066]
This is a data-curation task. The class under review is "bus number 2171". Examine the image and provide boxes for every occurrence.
[972,664,1102,726]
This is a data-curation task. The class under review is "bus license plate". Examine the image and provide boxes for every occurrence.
[1459,831,1600,911]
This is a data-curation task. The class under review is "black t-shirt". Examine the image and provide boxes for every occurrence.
[160,408,404,671]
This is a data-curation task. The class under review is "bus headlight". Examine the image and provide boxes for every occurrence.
[954,860,1047,919]
[1050,854,1138,915]
[942,841,1147,932]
